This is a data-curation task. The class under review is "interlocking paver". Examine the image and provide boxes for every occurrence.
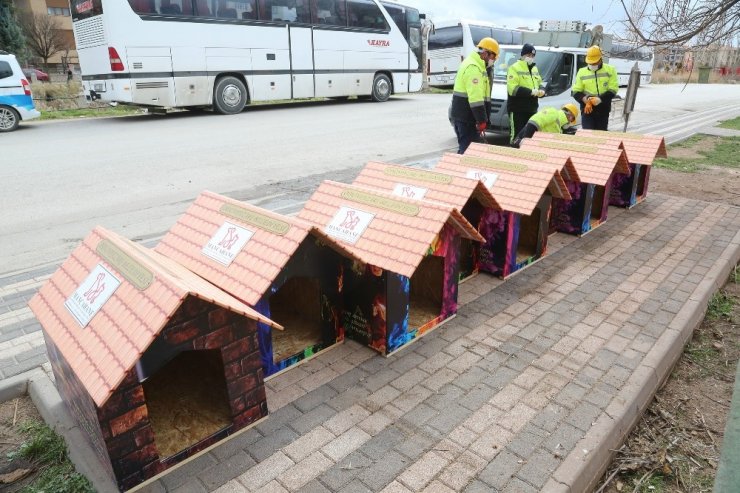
[4,194,739,492]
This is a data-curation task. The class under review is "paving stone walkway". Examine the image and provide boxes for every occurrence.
[2,193,740,492]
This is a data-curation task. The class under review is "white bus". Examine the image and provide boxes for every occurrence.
[427,20,524,87]
[71,0,423,113]
[609,42,653,86]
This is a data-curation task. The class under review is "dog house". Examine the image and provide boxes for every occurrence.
[464,143,583,236]
[298,181,484,355]
[154,191,358,377]
[435,152,563,278]
[28,227,279,491]
[351,161,501,281]
[576,129,668,208]
[521,136,631,234]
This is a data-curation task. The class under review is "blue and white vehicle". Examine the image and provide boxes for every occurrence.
[0,51,40,132]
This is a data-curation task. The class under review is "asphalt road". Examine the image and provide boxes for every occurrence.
[2,85,740,275]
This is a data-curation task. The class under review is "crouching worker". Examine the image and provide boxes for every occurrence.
[511,103,579,148]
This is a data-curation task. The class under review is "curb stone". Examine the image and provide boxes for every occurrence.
[552,232,740,492]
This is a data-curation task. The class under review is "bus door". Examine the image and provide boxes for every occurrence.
[289,26,315,98]
[126,47,177,107]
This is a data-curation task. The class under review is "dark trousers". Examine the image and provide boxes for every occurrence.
[509,111,535,144]
[581,112,610,131]
[453,120,481,154]
[511,122,538,148]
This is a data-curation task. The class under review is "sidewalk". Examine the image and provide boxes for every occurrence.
[2,193,740,492]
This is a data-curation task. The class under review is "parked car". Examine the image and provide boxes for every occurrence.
[0,51,41,132]
[22,67,49,82]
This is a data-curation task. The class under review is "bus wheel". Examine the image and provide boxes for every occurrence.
[213,76,247,114]
[371,74,392,102]
[0,106,20,132]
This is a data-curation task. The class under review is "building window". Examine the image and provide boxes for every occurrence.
[47,7,71,15]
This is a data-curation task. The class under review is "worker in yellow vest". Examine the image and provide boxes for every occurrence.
[511,103,579,148]
[572,45,619,130]
[507,43,544,144]
[450,37,499,153]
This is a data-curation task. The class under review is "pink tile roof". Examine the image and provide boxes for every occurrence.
[435,152,564,216]
[28,227,279,408]
[576,129,668,165]
[351,161,501,211]
[521,135,631,187]
[466,143,581,184]
[154,191,360,306]
[297,181,484,278]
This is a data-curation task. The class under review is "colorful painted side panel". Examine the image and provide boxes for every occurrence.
[609,163,641,208]
[386,272,411,354]
[477,209,513,278]
[459,200,484,280]
[343,262,391,353]
[551,180,589,236]
[256,237,345,376]
[638,165,651,202]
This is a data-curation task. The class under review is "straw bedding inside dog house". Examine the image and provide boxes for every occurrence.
[408,255,444,329]
[516,209,541,263]
[269,277,323,363]
[142,350,232,458]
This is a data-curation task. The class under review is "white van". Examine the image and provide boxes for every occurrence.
[0,51,40,132]
[487,45,587,137]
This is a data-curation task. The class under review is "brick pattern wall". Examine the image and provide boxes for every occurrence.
[45,295,268,491]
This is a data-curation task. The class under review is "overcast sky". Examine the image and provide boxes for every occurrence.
[400,0,630,37]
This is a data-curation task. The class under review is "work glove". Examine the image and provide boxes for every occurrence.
[476,122,487,133]
[588,96,602,106]
[536,89,545,97]
[511,137,522,148]
[584,100,594,115]
[531,89,539,97]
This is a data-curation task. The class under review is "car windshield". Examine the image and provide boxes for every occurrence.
[493,48,561,83]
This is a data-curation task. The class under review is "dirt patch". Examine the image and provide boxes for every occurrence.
[650,135,740,207]
[650,167,740,207]
[0,395,43,492]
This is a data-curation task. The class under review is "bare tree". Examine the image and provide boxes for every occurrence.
[18,12,69,68]
[619,0,740,47]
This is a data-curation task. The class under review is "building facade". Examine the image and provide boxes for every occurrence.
[12,0,77,72]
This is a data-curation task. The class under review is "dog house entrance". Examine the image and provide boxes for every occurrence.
[458,238,477,281]
[636,166,648,199]
[409,255,444,329]
[143,350,231,459]
[516,210,541,264]
[270,277,323,363]
[591,186,605,226]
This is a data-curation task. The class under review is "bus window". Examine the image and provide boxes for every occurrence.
[490,28,511,44]
[381,2,406,34]
[258,0,308,22]
[428,26,463,50]
[348,0,389,30]
[157,0,192,15]
[194,0,211,15]
[470,25,492,45]
[312,0,346,25]
[129,0,155,13]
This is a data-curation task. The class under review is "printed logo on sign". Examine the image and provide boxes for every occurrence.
[64,264,121,328]
[202,221,255,266]
[368,40,390,47]
[76,0,93,12]
[465,169,499,190]
[325,207,375,245]
[392,183,428,200]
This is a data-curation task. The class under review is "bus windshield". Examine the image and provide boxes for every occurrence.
[494,48,563,83]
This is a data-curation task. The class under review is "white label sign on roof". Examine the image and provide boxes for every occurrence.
[325,206,375,245]
[202,221,255,266]
[392,183,428,200]
[65,264,122,328]
[465,169,499,190]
